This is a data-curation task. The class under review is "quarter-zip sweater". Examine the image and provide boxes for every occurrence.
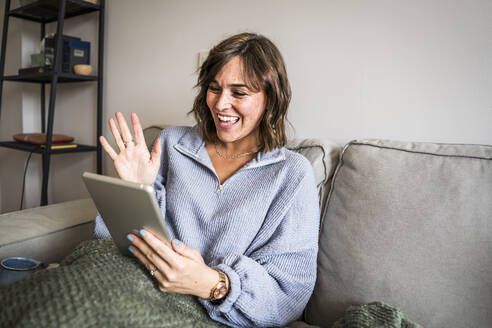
[93,126,320,327]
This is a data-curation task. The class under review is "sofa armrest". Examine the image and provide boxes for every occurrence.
[0,198,97,264]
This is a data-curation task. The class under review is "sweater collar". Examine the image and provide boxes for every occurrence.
[173,126,286,170]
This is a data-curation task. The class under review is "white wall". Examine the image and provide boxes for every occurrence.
[104,0,492,145]
[1,0,491,212]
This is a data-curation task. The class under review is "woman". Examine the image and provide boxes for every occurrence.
[94,33,320,327]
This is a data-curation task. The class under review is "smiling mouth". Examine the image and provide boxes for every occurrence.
[217,114,240,125]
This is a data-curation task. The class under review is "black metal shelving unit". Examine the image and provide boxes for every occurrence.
[0,0,105,206]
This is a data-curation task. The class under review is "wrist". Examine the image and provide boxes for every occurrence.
[197,266,221,299]
[200,268,230,301]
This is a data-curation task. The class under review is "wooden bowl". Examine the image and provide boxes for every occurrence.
[73,64,92,75]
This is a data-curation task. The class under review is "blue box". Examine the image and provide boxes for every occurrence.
[62,39,90,73]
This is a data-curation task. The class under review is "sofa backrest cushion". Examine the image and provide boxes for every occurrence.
[143,125,172,149]
[286,138,341,212]
[305,139,492,328]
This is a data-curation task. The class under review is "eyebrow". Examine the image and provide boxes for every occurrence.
[210,80,249,88]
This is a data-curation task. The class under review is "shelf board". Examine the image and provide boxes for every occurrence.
[3,72,97,83]
[9,0,100,23]
[0,141,97,154]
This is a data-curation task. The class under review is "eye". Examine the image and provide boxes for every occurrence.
[208,85,221,93]
[233,90,248,97]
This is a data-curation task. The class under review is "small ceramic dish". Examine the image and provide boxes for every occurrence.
[73,64,92,75]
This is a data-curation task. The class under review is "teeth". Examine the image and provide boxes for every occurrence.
[218,115,239,123]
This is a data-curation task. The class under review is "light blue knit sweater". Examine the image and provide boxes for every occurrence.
[93,126,320,327]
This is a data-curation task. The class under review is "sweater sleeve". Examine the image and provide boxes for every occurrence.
[92,212,111,239]
[152,132,167,220]
[199,166,320,327]
[152,171,167,220]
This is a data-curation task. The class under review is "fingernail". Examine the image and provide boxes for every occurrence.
[174,239,181,247]
[140,229,146,237]
[128,246,134,254]
[127,234,133,242]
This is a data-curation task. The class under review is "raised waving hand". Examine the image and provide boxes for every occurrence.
[100,112,161,186]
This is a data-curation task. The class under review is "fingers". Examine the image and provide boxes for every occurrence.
[99,135,118,160]
[150,138,162,169]
[140,229,179,267]
[105,112,149,152]
[109,115,126,151]
[129,244,170,289]
[129,244,162,273]
[128,230,178,275]
[171,239,204,263]
[131,112,146,147]
[115,112,134,145]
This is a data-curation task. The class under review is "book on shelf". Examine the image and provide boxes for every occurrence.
[40,144,78,150]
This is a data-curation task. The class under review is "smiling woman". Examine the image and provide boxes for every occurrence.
[91,32,320,328]
[193,33,291,153]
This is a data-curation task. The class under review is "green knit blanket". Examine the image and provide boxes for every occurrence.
[0,239,226,328]
[0,239,421,328]
[331,302,422,328]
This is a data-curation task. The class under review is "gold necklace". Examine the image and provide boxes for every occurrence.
[214,142,260,159]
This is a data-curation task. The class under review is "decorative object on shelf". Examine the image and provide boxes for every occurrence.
[30,53,50,67]
[73,64,92,75]
[13,133,74,145]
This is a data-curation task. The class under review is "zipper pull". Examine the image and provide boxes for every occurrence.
[217,184,223,193]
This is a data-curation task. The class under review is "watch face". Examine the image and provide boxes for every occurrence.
[213,283,227,299]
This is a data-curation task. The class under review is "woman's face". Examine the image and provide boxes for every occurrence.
[206,56,266,147]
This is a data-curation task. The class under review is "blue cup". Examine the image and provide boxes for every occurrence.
[0,257,42,288]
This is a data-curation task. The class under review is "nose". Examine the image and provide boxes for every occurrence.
[214,90,232,111]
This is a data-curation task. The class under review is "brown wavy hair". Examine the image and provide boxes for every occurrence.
[190,32,291,152]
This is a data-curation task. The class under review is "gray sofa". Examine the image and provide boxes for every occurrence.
[1,126,491,328]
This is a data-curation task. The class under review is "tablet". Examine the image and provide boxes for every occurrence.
[82,172,171,256]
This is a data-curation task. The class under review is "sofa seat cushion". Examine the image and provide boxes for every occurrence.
[306,139,492,328]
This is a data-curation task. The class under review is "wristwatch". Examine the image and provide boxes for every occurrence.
[208,270,229,301]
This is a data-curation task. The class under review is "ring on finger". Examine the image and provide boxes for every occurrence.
[123,139,134,147]
[150,266,158,277]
